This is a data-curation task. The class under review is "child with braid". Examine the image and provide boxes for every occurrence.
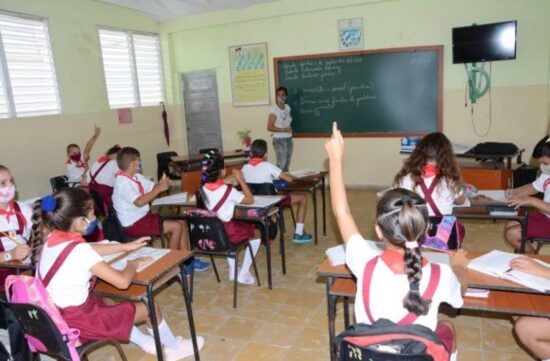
[325,123,468,361]
[29,187,204,360]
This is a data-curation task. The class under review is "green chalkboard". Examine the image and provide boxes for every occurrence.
[274,46,442,137]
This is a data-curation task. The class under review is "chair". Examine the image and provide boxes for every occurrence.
[102,204,130,243]
[533,238,550,254]
[49,175,69,192]
[248,182,296,230]
[4,302,127,361]
[183,209,260,308]
[156,151,180,180]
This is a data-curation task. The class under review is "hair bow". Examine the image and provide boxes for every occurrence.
[40,195,57,212]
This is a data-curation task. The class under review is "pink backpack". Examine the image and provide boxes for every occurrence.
[5,242,81,361]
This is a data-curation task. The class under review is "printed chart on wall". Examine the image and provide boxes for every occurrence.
[229,43,270,107]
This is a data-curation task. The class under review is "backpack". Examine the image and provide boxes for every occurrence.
[336,319,449,361]
[4,242,82,361]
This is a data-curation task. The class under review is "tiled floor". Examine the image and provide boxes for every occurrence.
[92,189,543,360]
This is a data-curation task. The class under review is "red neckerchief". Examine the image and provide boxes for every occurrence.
[66,158,86,168]
[0,202,21,225]
[46,229,86,247]
[422,164,440,178]
[248,157,264,166]
[380,248,428,275]
[203,180,224,191]
[116,171,144,195]
[97,155,110,163]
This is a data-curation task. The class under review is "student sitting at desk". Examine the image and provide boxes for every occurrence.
[30,188,204,359]
[66,125,101,186]
[325,123,468,361]
[505,136,550,253]
[86,144,121,214]
[0,165,31,291]
[242,139,313,244]
[197,150,261,285]
[112,147,210,272]
[394,132,466,249]
[509,256,550,360]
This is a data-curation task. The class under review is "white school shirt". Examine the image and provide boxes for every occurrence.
[345,234,463,330]
[0,201,31,250]
[202,185,244,222]
[66,155,86,183]
[532,173,550,217]
[399,174,462,216]
[112,173,155,227]
[242,162,282,184]
[270,105,292,139]
[86,159,119,187]
[38,241,103,308]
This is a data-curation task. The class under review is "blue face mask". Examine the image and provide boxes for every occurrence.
[83,217,98,236]
[137,161,143,174]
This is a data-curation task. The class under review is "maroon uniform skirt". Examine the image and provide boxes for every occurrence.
[224,220,255,245]
[125,213,161,237]
[60,296,135,344]
[526,212,550,239]
[280,193,292,207]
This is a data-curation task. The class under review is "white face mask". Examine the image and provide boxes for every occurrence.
[540,164,550,175]
[277,95,287,104]
[0,184,16,203]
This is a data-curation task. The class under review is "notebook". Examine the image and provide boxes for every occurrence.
[487,205,517,216]
[109,247,170,273]
[152,192,188,206]
[290,169,319,178]
[468,250,550,292]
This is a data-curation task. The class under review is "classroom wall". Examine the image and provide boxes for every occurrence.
[161,0,550,188]
[0,0,186,198]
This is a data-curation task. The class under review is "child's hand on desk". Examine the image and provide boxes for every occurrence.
[325,122,345,160]
[11,244,31,261]
[125,237,150,252]
[450,249,469,268]
[507,196,536,209]
[510,257,550,279]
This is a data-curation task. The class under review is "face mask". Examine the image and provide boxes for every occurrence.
[540,164,550,175]
[69,153,81,162]
[0,184,15,203]
[137,161,143,174]
[83,217,98,236]
[277,96,287,104]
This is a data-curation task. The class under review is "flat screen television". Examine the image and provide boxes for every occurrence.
[452,21,517,64]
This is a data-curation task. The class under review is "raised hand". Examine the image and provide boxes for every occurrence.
[325,122,345,161]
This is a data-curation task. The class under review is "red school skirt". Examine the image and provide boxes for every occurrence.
[526,212,550,239]
[223,220,255,245]
[125,213,161,237]
[60,296,136,344]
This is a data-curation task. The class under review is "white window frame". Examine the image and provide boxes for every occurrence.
[0,11,62,118]
[98,26,165,109]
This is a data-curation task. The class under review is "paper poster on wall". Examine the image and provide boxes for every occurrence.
[229,43,270,107]
[117,108,132,124]
[338,18,364,50]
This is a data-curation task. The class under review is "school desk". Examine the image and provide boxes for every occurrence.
[155,194,286,289]
[92,249,200,361]
[275,171,328,244]
[453,205,528,253]
[317,252,550,361]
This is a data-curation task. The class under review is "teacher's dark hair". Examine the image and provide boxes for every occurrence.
[276,86,288,96]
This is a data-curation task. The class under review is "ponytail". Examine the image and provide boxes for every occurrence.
[197,150,224,209]
[376,189,431,316]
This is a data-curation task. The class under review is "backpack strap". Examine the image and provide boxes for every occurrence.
[419,178,443,217]
[362,257,441,325]
[89,160,110,185]
[38,242,80,288]
[212,185,233,213]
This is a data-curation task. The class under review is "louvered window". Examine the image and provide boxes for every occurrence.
[0,12,61,118]
[99,28,164,109]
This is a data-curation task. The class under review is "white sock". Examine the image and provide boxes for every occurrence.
[148,319,179,349]
[227,257,236,274]
[295,223,304,235]
[241,239,261,274]
[450,350,457,361]
[129,326,152,349]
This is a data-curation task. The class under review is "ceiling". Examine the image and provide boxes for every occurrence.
[98,0,280,22]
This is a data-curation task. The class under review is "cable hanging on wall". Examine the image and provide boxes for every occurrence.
[464,62,492,137]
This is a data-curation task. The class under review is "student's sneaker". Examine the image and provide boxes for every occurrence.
[192,258,211,272]
[292,232,313,244]
[164,336,205,361]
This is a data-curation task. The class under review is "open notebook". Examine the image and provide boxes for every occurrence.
[107,247,170,273]
[468,250,550,292]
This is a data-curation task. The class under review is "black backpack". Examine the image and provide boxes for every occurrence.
[336,319,449,361]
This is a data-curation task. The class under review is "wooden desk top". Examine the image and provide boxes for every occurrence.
[453,205,525,220]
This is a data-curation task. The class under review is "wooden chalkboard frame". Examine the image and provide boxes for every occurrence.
[273,45,443,138]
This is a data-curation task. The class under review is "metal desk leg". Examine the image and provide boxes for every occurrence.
[343,297,350,328]
[278,206,286,275]
[520,217,527,254]
[321,177,327,237]
[179,264,200,360]
[312,189,318,245]
[145,284,164,361]
[326,276,336,361]
[263,218,273,289]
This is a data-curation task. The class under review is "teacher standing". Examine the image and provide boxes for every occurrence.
[267,86,293,172]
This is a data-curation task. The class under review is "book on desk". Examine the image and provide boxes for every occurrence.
[468,250,550,292]
[486,205,517,216]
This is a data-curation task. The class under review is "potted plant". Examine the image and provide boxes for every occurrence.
[238,130,252,154]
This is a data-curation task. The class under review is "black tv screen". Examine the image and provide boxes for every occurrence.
[452,21,517,64]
